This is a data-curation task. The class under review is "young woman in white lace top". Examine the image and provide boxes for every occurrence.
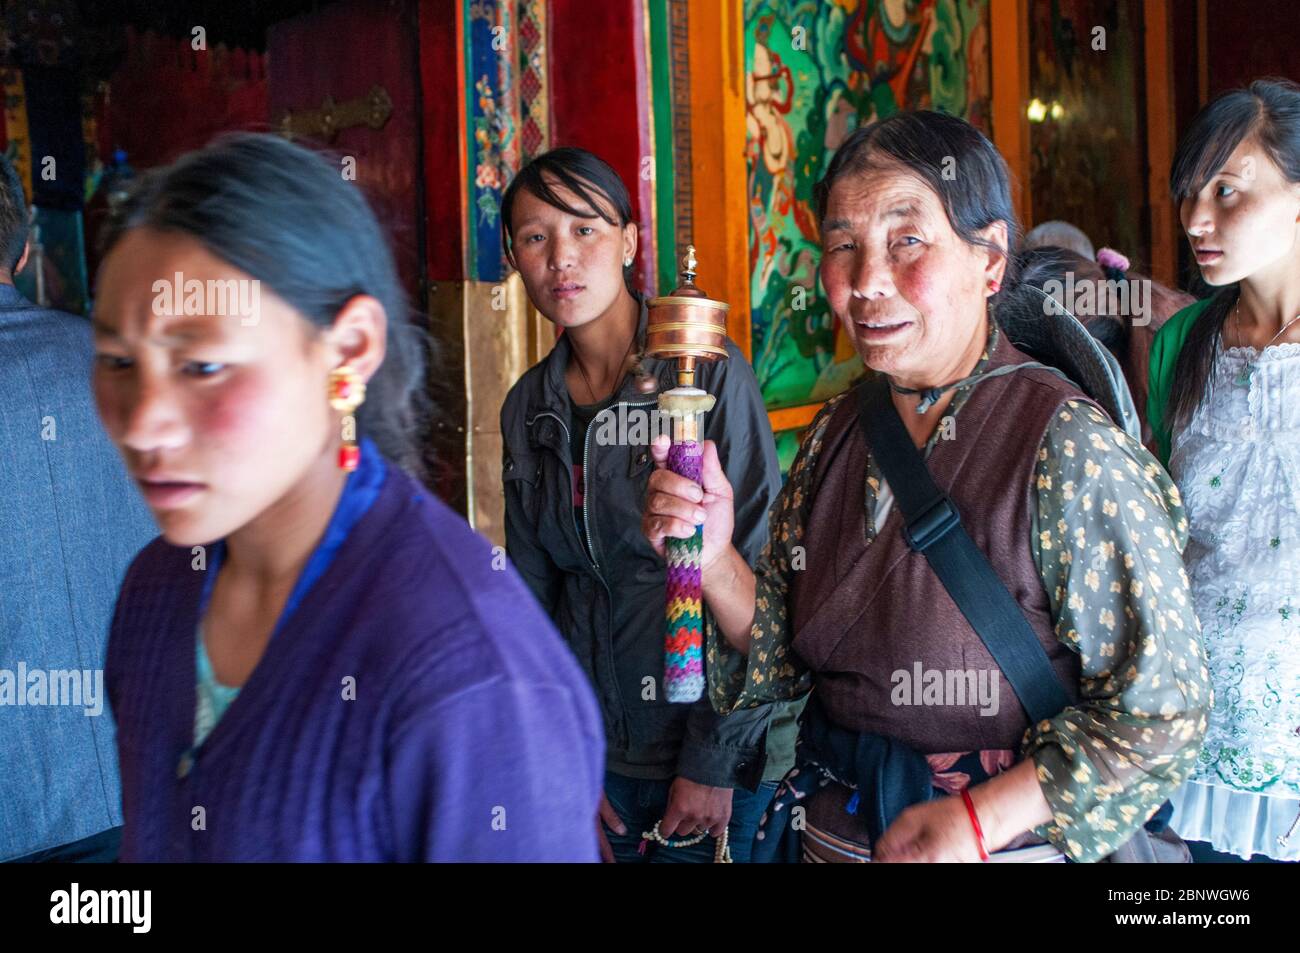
[1149,79,1300,862]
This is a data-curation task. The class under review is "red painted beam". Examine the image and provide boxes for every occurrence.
[418,0,465,281]
[548,1,648,240]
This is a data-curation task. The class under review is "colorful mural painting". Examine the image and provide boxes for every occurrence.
[745,0,991,411]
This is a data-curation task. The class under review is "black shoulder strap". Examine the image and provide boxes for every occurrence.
[857,379,1070,725]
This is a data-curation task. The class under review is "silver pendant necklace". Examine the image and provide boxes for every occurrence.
[573,330,638,404]
[1233,298,1300,388]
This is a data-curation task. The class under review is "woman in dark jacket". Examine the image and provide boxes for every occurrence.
[499,147,797,862]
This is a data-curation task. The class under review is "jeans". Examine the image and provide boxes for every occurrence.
[602,771,778,863]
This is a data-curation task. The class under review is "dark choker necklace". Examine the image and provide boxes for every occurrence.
[888,361,1052,414]
[887,373,984,414]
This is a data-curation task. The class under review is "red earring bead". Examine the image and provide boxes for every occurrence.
[338,444,360,472]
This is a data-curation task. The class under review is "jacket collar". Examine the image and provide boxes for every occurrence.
[0,282,31,310]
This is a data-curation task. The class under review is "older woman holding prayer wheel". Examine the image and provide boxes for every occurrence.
[642,111,1210,863]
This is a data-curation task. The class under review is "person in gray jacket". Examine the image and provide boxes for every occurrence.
[0,156,155,861]
[499,148,799,862]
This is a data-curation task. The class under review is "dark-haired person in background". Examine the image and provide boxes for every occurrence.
[1015,244,1194,449]
[499,147,796,862]
[0,155,156,862]
[95,133,604,861]
[644,111,1208,863]
[1149,78,1300,862]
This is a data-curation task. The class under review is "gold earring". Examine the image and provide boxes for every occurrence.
[328,365,366,471]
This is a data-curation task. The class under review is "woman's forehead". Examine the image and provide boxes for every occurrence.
[514,175,615,225]
[93,308,231,344]
[104,228,243,284]
[1219,135,1285,184]
[1186,134,1283,196]
[824,166,942,226]
[96,229,283,340]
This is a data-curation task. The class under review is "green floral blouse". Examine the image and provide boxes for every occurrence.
[707,345,1211,863]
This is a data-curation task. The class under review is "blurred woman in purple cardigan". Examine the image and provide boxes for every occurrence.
[92,133,603,861]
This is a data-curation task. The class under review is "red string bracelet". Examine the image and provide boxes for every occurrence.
[960,788,990,862]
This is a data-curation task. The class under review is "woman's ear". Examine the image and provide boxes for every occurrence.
[622,221,638,265]
[975,220,1010,291]
[326,294,387,382]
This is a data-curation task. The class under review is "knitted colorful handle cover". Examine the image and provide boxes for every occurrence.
[664,438,705,703]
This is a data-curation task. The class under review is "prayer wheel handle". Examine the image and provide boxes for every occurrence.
[645,248,730,703]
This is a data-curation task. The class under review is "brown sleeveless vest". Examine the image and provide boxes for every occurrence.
[789,336,1086,754]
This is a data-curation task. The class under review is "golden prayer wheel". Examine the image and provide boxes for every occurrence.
[646,246,730,388]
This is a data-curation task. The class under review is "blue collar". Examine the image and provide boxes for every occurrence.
[198,437,387,630]
[0,283,31,310]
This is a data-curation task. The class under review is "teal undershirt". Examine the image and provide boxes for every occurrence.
[195,629,240,748]
[187,436,386,752]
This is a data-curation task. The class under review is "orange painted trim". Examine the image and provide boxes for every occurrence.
[767,401,822,433]
[989,0,1031,228]
[1145,0,1177,287]
[687,0,752,360]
